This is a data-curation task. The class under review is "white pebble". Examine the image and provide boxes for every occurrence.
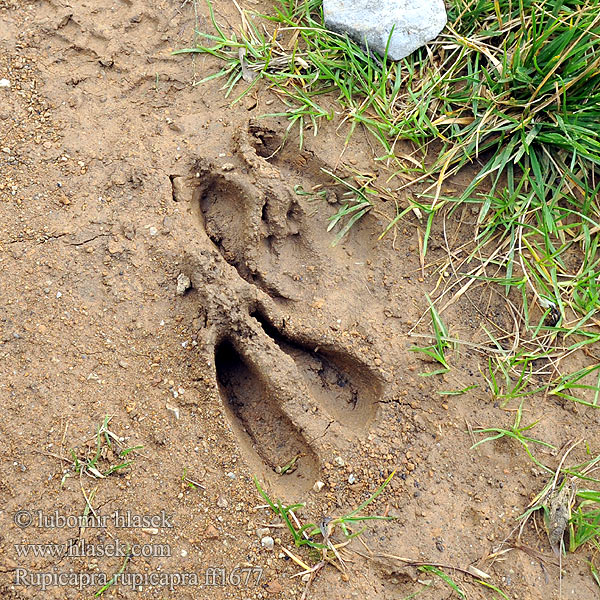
[0,79,10,88]
[261,536,274,550]
[165,402,180,420]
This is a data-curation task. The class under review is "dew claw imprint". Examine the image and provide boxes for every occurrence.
[189,122,383,494]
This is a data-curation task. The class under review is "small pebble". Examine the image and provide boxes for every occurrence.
[205,524,219,539]
[148,226,158,236]
[176,273,192,295]
[348,473,357,484]
[313,480,325,492]
[334,456,345,467]
[0,79,10,88]
[221,163,235,171]
[165,402,180,420]
[216,495,228,508]
[261,536,274,550]
[256,527,270,538]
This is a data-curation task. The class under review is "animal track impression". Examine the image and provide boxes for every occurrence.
[251,307,379,429]
[214,338,319,491]
[190,122,384,494]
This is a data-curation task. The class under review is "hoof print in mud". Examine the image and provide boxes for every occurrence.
[194,174,255,281]
[193,170,301,300]
[192,122,384,494]
[251,308,381,429]
[214,338,319,491]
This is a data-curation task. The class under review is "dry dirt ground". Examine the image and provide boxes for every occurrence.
[1,1,600,599]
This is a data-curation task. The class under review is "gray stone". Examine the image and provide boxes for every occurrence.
[323,0,447,61]
[176,272,192,295]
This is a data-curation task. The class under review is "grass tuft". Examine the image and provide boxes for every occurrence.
[254,470,395,552]
[66,416,142,482]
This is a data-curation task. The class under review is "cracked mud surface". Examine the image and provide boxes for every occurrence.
[1,1,600,599]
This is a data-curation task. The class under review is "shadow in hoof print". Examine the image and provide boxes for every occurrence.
[214,338,319,491]
[190,121,384,493]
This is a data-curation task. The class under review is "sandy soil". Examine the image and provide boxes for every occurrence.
[1,1,599,599]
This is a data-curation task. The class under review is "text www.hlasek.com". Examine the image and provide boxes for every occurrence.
[14,539,170,559]
[14,567,264,591]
